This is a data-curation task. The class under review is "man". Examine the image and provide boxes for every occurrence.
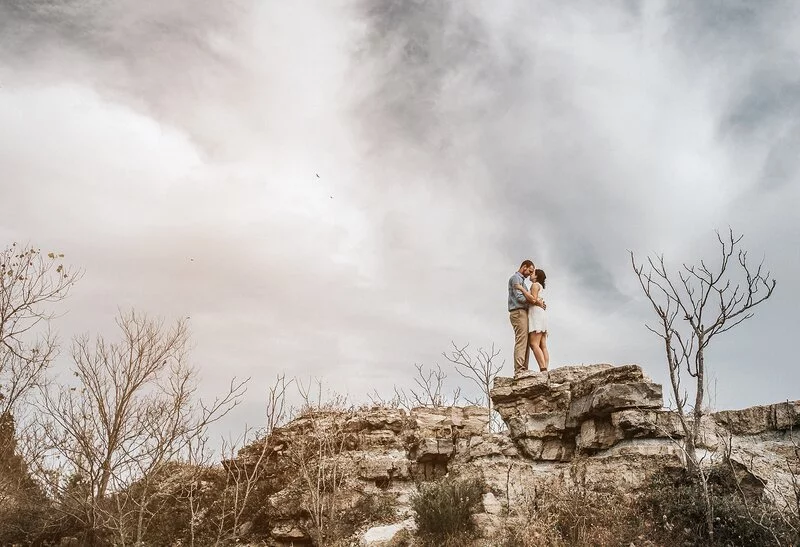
[508,260,545,376]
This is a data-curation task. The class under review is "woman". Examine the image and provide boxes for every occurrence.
[516,269,549,371]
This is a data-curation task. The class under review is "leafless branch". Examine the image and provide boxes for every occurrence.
[442,341,504,432]
[630,228,777,544]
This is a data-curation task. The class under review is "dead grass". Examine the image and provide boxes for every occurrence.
[497,484,639,547]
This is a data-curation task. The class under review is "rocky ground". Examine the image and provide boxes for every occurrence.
[230,363,800,546]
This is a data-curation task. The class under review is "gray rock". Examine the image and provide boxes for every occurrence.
[357,451,411,480]
[577,418,623,451]
[482,492,503,514]
[361,519,415,546]
[271,523,309,541]
[223,364,799,541]
[712,401,800,435]
[611,409,684,438]
[415,437,454,461]
[568,382,663,425]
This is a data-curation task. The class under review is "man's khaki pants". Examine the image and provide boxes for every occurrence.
[509,309,529,375]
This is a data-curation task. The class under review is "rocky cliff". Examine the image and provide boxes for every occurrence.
[234,364,799,545]
[490,364,799,496]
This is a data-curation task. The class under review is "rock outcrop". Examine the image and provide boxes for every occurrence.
[227,364,799,545]
[491,364,669,460]
[489,364,800,502]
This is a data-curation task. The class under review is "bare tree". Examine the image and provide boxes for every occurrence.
[0,244,79,542]
[722,432,798,546]
[0,243,80,416]
[442,342,504,432]
[212,374,293,545]
[288,378,355,546]
[631,228,776,542]
[39,309,246,545]
[369,363,462,411]
[180,434,214,547]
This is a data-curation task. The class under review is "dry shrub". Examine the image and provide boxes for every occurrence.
[325,490,399,546]
[411,476,485,546]
[499,483,638,547]
[496,466,800,547]
[638,466,800,547]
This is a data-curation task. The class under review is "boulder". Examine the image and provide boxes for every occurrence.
[361,519,416,546]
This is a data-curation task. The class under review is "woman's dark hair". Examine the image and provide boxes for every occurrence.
[534,269,546,289]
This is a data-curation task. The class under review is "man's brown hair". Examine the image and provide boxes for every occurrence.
[520,259,534,269]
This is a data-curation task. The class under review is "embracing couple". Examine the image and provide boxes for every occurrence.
[508,260,549,376]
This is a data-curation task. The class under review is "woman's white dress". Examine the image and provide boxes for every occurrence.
[527,282,547,333]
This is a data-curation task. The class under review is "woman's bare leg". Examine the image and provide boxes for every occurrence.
[529,332,545,371]
[539,333,549,370]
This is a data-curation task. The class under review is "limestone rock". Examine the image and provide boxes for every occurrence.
[492,364,664,460]
[567,381,662,426]
[577,418,623,451]
[271,522,309,542]
[611,409,684,439]
[506,411,567,439]
[482,492,503,515]
[568,439,684,491]
[357,451,411,481]
[516,437,574,461]
[491,364,613,407]
[465,432,519,458]
[411,405,489,436]
[222,364,799,543]
[347,408,412,433]
[712,401,800,435]
[414,437,454,461]
[361,518,416,546]
[569,364,651,399]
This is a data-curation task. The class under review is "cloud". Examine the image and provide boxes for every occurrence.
[1,0,798,439]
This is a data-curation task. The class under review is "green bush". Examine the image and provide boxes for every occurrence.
[411,475,485,545]
[638,466,799,546]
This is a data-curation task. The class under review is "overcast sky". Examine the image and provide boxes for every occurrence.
[1,0,798,437]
